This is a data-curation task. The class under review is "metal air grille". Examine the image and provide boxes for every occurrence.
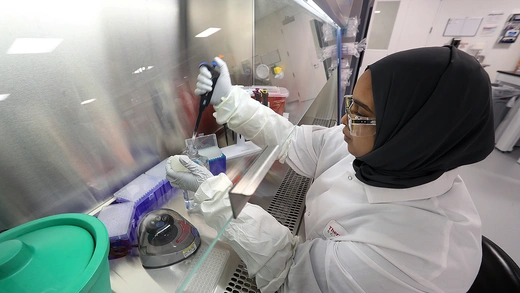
[224,262,260,293]
[312,117,336,127]
[267,168,310,233]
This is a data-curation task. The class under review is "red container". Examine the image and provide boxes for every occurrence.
[242,86,289,116]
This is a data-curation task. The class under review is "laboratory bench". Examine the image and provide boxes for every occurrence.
[109,97,322,292]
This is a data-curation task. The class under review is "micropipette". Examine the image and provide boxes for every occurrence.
[193,61,220,139]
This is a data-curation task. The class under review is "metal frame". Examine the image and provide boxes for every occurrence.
[229,145,281,218]
[343,0,373,100]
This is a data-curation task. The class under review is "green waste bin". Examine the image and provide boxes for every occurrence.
[0,213,111,293]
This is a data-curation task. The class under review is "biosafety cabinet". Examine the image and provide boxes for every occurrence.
[0,0,368,292]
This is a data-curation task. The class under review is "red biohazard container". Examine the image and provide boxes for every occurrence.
[242,86,289,116]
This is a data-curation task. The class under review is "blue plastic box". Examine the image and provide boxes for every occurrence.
[114,174,163,217]
[114,174,168,243]
[207,152,226,176]
[144,158,175,206]
[97,202,135,259]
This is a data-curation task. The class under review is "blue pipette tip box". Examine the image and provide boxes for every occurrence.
[97,202,135,259]
[114,173,170,244]
[144,158,174,206]
[208,153,226,176]
[114,174,163,216]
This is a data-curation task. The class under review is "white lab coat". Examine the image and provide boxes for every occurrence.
[204,87,482,293]
[281,124,482,293]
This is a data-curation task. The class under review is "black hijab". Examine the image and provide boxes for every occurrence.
[353,46,495,188]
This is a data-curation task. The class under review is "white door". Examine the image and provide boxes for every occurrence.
[359,0,441,73]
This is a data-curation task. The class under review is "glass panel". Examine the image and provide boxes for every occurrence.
[0,0,252,228]
[1,0,336,291]
[146,0,255,291]
[254,0,332,103]
[1,0,253,292]
[177,2,340,291]
[176,216,234,293]
[367,1,401,50]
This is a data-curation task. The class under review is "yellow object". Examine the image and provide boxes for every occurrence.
[273,66,282,75]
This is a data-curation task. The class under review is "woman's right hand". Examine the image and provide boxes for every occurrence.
[194,57,232,106]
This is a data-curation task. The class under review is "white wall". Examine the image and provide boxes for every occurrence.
[363,0,520,81]
[360,0,441,74]
[425,0,520,81]
[255,9,299,101]
[255,7,327,102]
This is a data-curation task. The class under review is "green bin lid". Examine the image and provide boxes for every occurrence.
[0,213,109,292]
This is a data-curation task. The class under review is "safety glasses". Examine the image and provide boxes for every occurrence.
[345,95,376,137]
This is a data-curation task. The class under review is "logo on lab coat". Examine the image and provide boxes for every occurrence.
[323,220,348,238]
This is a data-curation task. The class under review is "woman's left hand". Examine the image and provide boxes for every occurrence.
[165,155,214,192]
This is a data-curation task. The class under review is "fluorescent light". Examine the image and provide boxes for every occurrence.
[374,11,381,13]
[81,99,96,105]
[7,38,63,54]
[295,0,335,26]
[0,94,10,101]
[195,28,221,38]
[132,66,154,74]
[2,1,100,26]
[307,0,324,14]
[133,67,144,74]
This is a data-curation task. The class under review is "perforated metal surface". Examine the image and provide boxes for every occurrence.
[312,117,337,127]
[224,262,260,293]
[267,168,311,234]
[312,117,330,127]
[183,247,230,293]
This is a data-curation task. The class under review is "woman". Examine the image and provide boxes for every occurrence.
[166,46,494,293]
